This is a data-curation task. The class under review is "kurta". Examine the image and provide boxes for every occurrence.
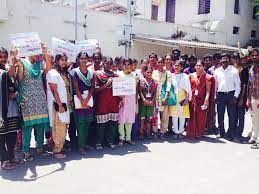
[169,73,192,118]
[95,70,120,123]
[187,73,211,138]
[19,59,49,127]
[118,71,136,124]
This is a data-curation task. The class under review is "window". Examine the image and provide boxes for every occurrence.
[253,6,259,19]
[234,0,239,14]
[151,4,158,20]
[233,26,240,35]
[198,0,210,14]
[166,0,176,23]
[251,30,256,38]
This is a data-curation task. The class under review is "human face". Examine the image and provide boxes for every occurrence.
[57,56,67,69]
[145,69,153,80]
[123,61,132,74]
[188,58,197,67]
[93,53,102,65]
[149,54,157,65]
[32,54,43,63]
[157,58,164,71]
[103,60,112,71]
[174,63,182,74]
[131,63,137,71]
[195,62,204,74]
[241,56,250,65]
[111,64,118,72]
[79,56,89,66]
[0,52,8,66]
[221,56,230,68]
[165,56,172,70]
[250,51,259,63]
[231,57,241,66]
[204,57,212,69]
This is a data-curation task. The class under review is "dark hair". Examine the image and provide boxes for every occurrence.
[188,54,197,60]
[232,52,241,60]
[55,53,68,64]
[93,51,102,59]
[221,53,231,60]
[76,51,89,65]
[141,58,149,64]
[143,65,153,72]
[172,49,181,54]
[132,58,138,64]
[114,56,122,65]
[157,57,164,63]
[122,58,133,65]
[165,53,173,59]
[0,47,8,56]
[175,60,185,68]
[250,49,259,55]
[148,52,158,59]
[196,60,205,66]
[203,54,213,61]
[103,56,113,65]
[213,52,222,60]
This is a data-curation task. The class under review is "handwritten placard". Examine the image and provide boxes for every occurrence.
[112,76,136,96]
[51,37,77,62]
[9,32,42,57]
[76,39,99,57]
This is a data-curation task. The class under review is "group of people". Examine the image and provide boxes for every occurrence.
[0,43,258,171]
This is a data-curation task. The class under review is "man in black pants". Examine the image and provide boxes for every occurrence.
[214,53,241,140]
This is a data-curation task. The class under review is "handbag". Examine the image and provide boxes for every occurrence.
[161,72,177,106]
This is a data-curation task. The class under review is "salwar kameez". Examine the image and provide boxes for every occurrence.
[169,73,192,134]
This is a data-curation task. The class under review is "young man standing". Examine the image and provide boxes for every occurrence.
[247,49,259,149]
[214,53,241,140]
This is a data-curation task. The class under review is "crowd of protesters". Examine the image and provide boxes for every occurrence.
[0,44,258,170]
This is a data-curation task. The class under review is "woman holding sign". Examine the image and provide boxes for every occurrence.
[72,52,94,155]
[15,43,52,160]
[46,53,70,159]
[117,58,136,146]
[94,57,119,150]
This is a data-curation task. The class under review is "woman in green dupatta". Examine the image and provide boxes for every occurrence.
[14,44,52,160]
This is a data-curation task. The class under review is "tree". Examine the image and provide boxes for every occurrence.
[251,0,259,17]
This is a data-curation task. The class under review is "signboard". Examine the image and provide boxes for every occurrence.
[9,32,42,57]
[76,39,99,57]
[112,76,136,96]
[51,37,77,62]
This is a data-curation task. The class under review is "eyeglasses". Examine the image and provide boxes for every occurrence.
[157,61,163,64]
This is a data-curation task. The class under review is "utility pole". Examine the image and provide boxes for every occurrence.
[75,0,78,42]
[125,0,135,58]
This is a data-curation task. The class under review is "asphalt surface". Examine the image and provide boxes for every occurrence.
[0,113,258,194]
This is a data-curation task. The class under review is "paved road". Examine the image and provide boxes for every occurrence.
[0,113,258,194]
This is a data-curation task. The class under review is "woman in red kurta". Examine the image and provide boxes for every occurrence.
[187,60,212,139]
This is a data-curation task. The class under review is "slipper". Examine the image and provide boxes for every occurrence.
[1,161,15,171]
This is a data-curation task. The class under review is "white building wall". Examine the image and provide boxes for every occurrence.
[224,0,259,46]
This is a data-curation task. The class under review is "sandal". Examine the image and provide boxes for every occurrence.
[12,158,25,164]
[108,143,117,149]
[1,161,15,171]
[96,144,103,151]
[79,148,87,155]
[24,152,34,162]
[251,143,259,149]
[117,141,124,147]
[37,149,49,157]
[54,153,66,159]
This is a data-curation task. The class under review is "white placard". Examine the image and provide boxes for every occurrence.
[76,39,99,57]
[112,76,136,96]
[51,37,77,62]
[9,32,42,57]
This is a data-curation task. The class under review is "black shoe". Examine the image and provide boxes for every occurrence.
[224,134,233,141]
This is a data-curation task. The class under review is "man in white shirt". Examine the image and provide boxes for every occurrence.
[214,53,241,140]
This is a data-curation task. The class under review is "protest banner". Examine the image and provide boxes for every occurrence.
[51,37,77,62]
[76,39,99,57]
[112,76,136,96]
[9,32,42,57]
